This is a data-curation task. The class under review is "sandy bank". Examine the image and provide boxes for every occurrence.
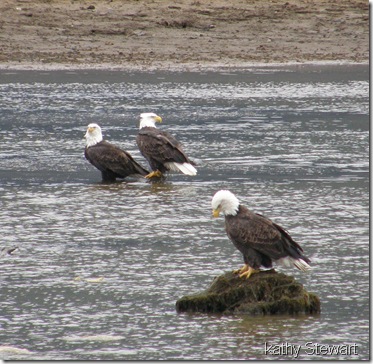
[0,0,368,71]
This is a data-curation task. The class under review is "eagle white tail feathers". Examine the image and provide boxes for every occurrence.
[175,163,197,176]
[278,256,311,272]
[165,162,197,176]
[292,258,311,272]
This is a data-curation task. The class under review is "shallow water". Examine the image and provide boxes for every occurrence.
[0,65,369,360]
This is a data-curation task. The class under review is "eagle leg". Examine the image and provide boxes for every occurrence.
[239,266,260,279]
[233,264,249,275]
[145,170,163,179]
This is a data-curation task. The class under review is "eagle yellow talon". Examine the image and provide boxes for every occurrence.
[233,264,249,275]
[239,267,260,279]
[145,170,163,179]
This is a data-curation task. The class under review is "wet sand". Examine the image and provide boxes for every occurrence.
[0,0,368,71]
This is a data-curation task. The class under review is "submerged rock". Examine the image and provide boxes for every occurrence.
[176,270,320,315]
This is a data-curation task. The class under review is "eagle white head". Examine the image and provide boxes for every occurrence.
[139,112,163,129]
[212,190,240,217]
[85,123,103,147]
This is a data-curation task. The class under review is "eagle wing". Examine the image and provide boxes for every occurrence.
[85,141,148,178]
[225,206,292,260]
[137,127,193,165]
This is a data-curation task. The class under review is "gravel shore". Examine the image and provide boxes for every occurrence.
[0,0,368,71]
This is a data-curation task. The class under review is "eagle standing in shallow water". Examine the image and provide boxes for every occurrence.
[211,190,311,279]
[136,113,197,179]
[84,123,149,182]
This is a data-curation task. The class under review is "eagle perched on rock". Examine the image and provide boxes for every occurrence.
[211,190,311,279]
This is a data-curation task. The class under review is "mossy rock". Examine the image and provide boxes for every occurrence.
[176,270,320,315]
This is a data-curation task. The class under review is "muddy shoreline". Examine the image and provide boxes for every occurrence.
[0,0,368,71]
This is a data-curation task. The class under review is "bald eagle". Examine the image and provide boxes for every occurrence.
[136,113,197,179]
[211,190,311,279]
[84,123,149,182]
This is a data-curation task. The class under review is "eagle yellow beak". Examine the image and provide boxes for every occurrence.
[212,208,220,218]
[155,116,162,123]
[84,126,93,138]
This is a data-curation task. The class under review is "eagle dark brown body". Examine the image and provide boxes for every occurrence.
[225,205,310,270]
[84,123,149,182]
[85,140,149,182]
[212,190,311,279]
[137,127,196,174]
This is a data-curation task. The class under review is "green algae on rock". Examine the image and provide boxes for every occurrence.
[176,270,320,315]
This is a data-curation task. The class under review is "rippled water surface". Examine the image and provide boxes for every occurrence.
[0,65,369,360]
